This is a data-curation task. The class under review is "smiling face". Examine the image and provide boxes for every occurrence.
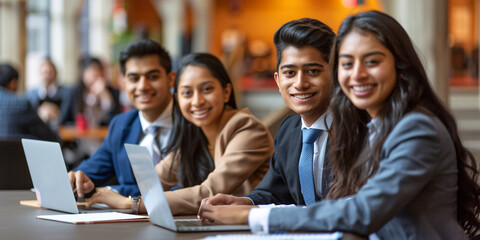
[39,61,57,86]
[124,54,174,122]
[177,65,232,131]
[274,46,331,126]
[338,30,397,118]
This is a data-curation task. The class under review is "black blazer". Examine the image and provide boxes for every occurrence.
[247,114,331,205]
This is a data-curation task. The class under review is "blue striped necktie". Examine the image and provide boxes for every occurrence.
[147,126,161,165]
[299,128,321,206]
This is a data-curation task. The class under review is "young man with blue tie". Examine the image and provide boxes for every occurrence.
[198,18,336,231]
[68,39,175,198]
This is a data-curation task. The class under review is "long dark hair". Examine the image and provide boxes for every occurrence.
[328,11,480,237]
[165,53,237,187]
[75,56,104,113]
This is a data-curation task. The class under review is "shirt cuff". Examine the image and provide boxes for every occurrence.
[258,204,296,209]
[106,186,119,194]
[242,196,255,205]
[248,207,271,234]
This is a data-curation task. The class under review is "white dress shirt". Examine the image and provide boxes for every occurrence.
[37,84,59,99]
[138,100,173,154]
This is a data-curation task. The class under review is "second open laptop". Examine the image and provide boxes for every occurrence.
[124,143,250,232]
[21,138,131,214]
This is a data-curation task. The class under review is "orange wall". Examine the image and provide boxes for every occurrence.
[210,0,384,58]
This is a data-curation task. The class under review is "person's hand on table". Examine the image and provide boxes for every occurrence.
[68,170,95,199]
[85,188,131,209]
[201,193,253,207]
[198,203,256,225]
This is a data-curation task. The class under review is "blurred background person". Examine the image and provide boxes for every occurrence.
[63,56,121,127]
[25,58,70,131]
[0,63,59,141]
[62,56,121,167]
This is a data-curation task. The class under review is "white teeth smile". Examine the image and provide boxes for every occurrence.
[294,94,313,99]
[192,109,209,115]
[352,85,374,92]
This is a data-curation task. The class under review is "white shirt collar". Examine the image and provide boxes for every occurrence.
[301,112,332,131]
[367,117,380,145]
[138,100,173,133]
[38,84,59,99]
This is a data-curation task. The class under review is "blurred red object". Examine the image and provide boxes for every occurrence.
[75,114,87,133]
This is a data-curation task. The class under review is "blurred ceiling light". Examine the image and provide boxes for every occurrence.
[342,0,365,8]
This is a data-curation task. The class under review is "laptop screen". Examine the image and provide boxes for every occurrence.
[22,139,79,214]
[124,144,176,231]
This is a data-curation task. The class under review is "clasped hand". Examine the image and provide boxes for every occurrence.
[197,193,257,225]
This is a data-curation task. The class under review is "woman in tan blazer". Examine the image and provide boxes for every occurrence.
[87,53,273,215]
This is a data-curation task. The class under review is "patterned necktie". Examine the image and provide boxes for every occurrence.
[147,126,162,165]
[299,128,321,206]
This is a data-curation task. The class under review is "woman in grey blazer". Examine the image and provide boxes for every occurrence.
[198,11,480,239]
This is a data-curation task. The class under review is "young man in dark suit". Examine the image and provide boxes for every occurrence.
[68,39,175,198]
[0,64,59,141]
[198,18,336,230]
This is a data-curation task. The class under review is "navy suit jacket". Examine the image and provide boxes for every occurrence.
[74,109,142,196]
[247,114,331,205]
[0,87,59,141]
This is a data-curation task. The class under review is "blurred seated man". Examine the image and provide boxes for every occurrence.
[25,58,70,130]
[0,63,59,141]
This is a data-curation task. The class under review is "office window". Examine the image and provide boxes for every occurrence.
[25,0,50,89]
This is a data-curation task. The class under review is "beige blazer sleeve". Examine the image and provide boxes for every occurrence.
[155,108,273,215]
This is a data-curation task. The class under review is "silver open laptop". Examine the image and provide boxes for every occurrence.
[124,143,250,232]
[22,138,131,214]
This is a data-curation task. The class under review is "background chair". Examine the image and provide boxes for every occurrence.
[0,139,33,190]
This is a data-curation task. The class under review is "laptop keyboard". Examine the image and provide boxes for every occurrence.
[175,219,205,227]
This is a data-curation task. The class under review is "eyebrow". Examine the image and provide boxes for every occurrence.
[279,62,324,70]
[179,80,214,89]
[126,69,161,77]
[339,51,386,58]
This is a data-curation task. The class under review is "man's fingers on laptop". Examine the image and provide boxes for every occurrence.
[67,171,75,189]
[201,205,252,225]
[201,217,216,225]
[203,194,226,205]
[75,172,84,197]
[198,199,209,219]
[82,181,94,193]
[200,197,210,207]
